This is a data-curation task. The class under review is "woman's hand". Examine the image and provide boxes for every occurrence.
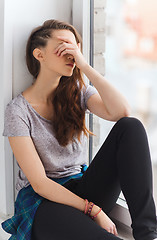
[92,206,118,236]
[53,36,88,70]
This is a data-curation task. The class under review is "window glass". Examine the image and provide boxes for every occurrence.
[92,0,157,205]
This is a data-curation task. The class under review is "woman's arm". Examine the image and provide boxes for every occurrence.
[53,37,131,122]
[8,136,99,214]
[8,136,118,235]
[82,64,131,121]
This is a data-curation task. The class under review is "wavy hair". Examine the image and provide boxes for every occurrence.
[26,19,93,146]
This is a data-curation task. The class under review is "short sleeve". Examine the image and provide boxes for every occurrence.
[81,84,98,111]
[3,103,30,137]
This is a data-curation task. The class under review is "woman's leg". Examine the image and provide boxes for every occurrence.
[31,198,123,240]
[66,117,157,240]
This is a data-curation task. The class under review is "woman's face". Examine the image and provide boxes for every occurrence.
[39,29,78,77]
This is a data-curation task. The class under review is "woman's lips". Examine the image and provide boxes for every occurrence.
[66,64,74,68]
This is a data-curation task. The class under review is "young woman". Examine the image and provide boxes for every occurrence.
[2,19,157,240]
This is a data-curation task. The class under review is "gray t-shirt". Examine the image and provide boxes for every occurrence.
[3,84,98,191]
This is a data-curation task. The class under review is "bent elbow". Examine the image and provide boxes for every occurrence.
[32,177,48,195]
[123,104,131,117]
[115,105,131,122]
[32,183,42,195]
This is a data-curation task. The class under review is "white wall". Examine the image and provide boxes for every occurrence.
[0,0,14,217]
[0,0,73,216]
[12,0,73,97]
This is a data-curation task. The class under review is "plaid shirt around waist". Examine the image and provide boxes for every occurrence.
[1,164,88,240]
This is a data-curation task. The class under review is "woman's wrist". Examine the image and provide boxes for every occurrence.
[84,199,102,219]
[90,204,101,217]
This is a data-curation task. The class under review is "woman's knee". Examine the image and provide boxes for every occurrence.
[116,116,145,133]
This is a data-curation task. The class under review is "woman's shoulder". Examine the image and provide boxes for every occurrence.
[82,83,98,93]
[81,83,98,110]
[5,93,28,115]
[3,94,31,137]
[7,93,24,105]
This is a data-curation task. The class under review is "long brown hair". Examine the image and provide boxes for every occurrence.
[26,19,92,146]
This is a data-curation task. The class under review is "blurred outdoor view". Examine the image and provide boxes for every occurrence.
[93,0,157,206]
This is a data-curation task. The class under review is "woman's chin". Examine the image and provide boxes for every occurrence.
[63,72,73,77]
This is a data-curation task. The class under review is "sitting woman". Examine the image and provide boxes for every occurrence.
[1,19,157,240]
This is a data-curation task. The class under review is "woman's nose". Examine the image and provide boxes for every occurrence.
[66,54,74,60]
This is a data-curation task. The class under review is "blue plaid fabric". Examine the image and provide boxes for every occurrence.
[1,164,88,240]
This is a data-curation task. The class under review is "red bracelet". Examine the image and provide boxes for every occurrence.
[84,199,89,214]
[90,208,102,220]
[84,200,101,220]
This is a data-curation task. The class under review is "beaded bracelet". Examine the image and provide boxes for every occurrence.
[87,202,95,217]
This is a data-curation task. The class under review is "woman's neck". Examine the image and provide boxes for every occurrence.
[28,70,61,104]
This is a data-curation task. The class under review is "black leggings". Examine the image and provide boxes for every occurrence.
[31,117,157,240]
